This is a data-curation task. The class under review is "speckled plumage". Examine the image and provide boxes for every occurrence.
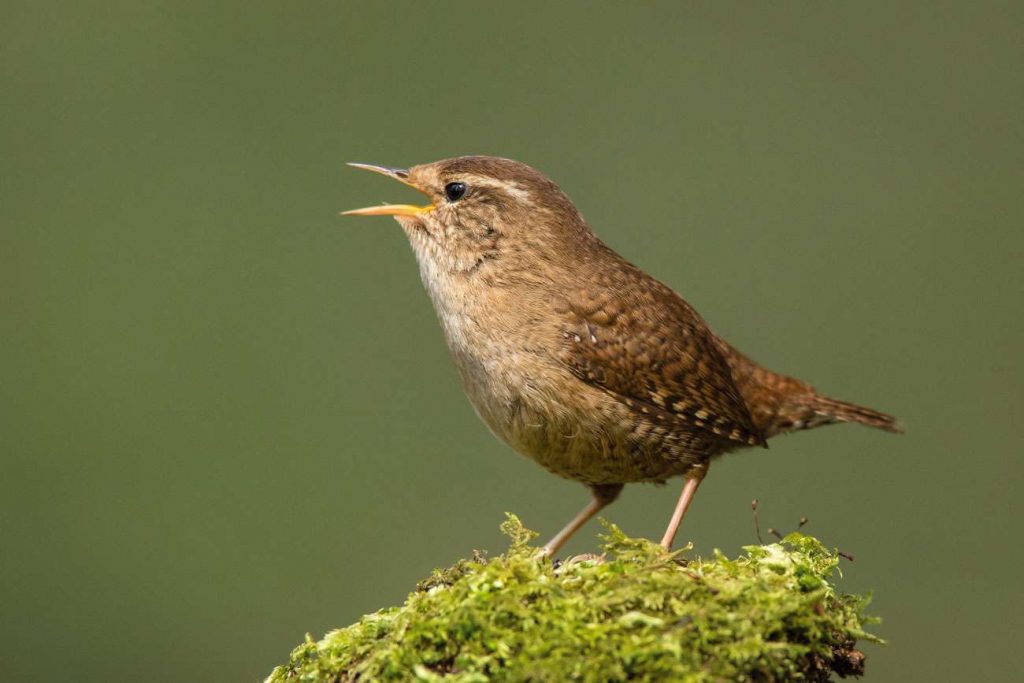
[345,156,901,552]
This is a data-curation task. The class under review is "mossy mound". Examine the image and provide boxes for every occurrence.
[267,516,879,682]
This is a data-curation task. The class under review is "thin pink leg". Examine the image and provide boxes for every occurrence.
[660,469,707,550]
[543,484,623,557]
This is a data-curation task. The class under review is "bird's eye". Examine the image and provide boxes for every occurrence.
[444,182,467,202]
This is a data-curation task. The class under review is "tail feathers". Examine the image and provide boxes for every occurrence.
[771,394,903,437]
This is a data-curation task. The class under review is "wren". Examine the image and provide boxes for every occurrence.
[344,156,900,556]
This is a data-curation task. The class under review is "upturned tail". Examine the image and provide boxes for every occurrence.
[770,394,903,436]
[714,338,903,439]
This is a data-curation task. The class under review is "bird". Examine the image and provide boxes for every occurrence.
[343,156,901,556]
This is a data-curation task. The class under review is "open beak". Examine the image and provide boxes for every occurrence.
[342,163,435,217]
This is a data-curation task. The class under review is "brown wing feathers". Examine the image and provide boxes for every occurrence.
[555,285,766,449]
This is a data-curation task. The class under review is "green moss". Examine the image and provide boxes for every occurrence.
[267,516,879,682]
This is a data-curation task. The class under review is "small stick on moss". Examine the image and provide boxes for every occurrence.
[751,498,764,544]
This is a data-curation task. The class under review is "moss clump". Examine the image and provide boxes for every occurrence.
[267,516,879,682]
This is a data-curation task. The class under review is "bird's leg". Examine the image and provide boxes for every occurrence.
[542,483,623,557]
[660,466,708,550]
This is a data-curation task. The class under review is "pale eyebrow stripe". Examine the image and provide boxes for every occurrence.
[456,175,534,204]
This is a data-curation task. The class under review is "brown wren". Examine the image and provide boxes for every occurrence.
[344,156,901,556]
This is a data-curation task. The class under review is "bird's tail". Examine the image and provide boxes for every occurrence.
[771,394,903,436]
[712,337,903,438]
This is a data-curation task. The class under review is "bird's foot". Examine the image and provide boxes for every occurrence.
[551,552,606,570]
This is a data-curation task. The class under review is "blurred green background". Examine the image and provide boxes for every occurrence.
[2,2,1021,680]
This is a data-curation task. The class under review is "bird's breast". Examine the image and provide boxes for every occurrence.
[425,293,695,484]
[409,246,703,484]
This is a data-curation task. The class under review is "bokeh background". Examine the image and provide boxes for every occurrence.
[3,2,1021,680]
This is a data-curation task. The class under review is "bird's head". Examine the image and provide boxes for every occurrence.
[344,156,593,276]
